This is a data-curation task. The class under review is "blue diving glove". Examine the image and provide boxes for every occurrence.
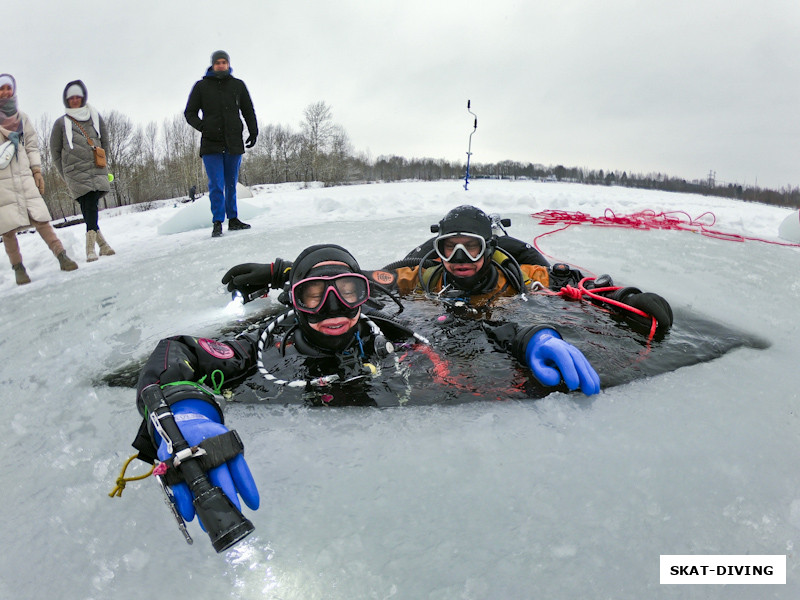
[155,399,259,524]
[525,329,601,396]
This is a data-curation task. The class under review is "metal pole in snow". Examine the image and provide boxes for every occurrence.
[464,100,477,190]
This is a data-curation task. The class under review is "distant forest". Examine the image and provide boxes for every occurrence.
[37,101,800,221]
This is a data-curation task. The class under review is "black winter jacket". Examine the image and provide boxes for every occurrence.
[184,68,257,156]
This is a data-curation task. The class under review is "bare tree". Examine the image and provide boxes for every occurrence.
[274,125,301,182]
[37,113,76,221]
[102,110,137,205]
[161,115,202,198]
[301,101,334,181]
[240,119,276,186]
[321,124,353,185]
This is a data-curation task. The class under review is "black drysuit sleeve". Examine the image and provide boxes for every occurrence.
[131,333,259,461]
[481,321,561,365]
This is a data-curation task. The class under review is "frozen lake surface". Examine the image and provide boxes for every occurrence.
[1,180,798,599]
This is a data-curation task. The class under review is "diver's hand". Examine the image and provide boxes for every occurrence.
[525,329,600,396]
[611,288,673,333]
[222,259,292,300]
[155,399,259,523]
[222,263,273,298]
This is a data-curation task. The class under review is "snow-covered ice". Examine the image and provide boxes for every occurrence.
[1,180,798,599]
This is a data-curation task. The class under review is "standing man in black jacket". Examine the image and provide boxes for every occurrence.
[184,50,258,238]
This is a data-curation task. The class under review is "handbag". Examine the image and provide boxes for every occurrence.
[0,139,16,170]
[67,116,107,168]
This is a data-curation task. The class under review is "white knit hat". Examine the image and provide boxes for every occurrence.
[65,84,84,98]
[0,74,14,93]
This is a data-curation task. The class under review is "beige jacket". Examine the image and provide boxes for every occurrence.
[0,112,52,235]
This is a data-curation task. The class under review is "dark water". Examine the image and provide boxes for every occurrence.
[101,294,768,408]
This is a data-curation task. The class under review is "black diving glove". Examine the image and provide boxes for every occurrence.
[548,263,584,290]
[609,287,673,334]
[222,259,292,300]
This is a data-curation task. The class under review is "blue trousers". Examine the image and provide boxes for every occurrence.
[202,152,243,223]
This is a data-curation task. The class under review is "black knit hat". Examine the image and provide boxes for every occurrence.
[211,50,230,65]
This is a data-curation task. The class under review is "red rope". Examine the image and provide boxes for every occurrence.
[534,277,658,341]
[531,208,800,248]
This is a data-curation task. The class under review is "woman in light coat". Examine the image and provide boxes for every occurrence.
[0,74,78,285]
[50,80,114,262]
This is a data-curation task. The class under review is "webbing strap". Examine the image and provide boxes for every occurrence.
[161,430,245,486]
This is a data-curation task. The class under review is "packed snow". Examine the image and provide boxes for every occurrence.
[1,180,798,599]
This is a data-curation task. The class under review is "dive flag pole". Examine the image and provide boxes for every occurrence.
[464,100,477,190]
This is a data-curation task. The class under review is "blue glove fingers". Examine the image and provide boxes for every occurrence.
[545,341,581,390]
[556,343,601,395]
[171,481,196,522]
[208,463,242,512]
[229,453,260,510]
[527,334,600,395]
[571,349,601,395]
[526,341,563,386]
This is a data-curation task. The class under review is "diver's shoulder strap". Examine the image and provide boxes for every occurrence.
[491,249,530,291]
[421,264,444,290]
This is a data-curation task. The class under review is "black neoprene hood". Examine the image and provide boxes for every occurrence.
[435,205,493,240]
[290,244,361,286]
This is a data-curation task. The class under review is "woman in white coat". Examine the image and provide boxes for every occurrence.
[0,74,77,285]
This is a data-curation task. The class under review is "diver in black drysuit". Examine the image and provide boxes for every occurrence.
[130,244,434,542]
[131,244,423,459]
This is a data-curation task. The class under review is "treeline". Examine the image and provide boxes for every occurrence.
[37,102,800,220]
[359,159,800,209]
[37,100,357,220]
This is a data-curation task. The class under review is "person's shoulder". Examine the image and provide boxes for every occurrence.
[495,236,550,267]
[196,70,217,85]
[20,111,36,130]
[231,75,251,88]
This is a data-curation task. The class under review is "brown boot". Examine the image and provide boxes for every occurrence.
[96,230,116,256]
[12,263,31,285]
[86,230,98,262]
[57,251,79,271]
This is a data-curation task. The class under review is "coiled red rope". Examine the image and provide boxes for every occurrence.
[531,208,800,248]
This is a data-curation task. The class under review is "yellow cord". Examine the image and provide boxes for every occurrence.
[109,453,154,498]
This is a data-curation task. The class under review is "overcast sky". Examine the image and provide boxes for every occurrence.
[12,0,800,189]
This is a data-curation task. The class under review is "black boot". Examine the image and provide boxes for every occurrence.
[228,217,251,231]
[212,221,223,237]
